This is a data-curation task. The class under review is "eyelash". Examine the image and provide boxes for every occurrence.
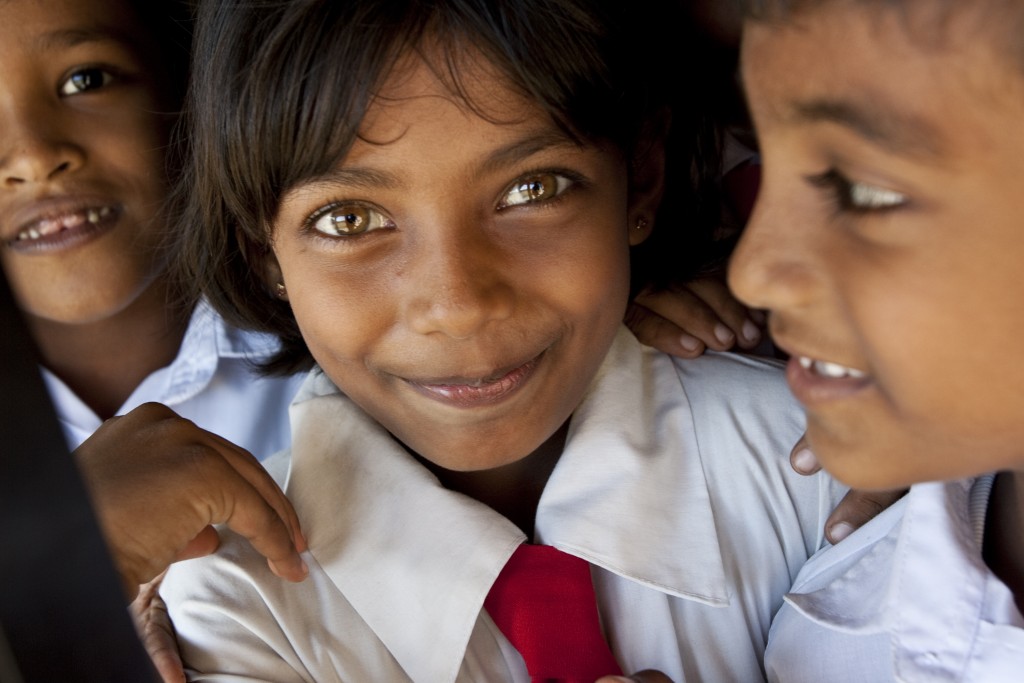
[58,65,118,97]
[806,169,907,214]
[300,167,586,243]
[496,169,583,211]
[302,201,395,242]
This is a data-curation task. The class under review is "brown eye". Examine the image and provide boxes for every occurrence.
[499,172,573,208]
[310,204,391,237]
[59,67,114,96]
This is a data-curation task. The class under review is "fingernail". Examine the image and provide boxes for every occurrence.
[680,334,701,352]
[829,522,854,544]
[792,447,817,473]
[741,319,761,344]
[714,323,734,345]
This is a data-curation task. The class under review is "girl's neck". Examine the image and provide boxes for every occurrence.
[983,470,1024,614]
[26,281,190,421]
[416,421,570,540]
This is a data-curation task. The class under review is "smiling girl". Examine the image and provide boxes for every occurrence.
[159,0,847,680]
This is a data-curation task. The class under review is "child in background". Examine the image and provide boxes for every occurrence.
[0,0,305,458]
[0,2,308,679]
[160,0,846,680]
[730,0,1024,679]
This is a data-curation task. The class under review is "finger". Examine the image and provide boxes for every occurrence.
[789,434,821,475]
[625,302,706,358]
[204,432,307,553]
[131,575,186,683]
[825,488,907,544]
[683,278,763,349]
[632,288,735,352]
[174,526,221,562]
[193,461,309,582]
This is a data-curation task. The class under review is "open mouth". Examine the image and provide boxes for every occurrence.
[786,353,871,405]
[797,355,866,380]
[8,205,119,250]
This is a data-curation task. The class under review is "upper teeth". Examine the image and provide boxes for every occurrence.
[799,356,866,379]
[15,206,113,241]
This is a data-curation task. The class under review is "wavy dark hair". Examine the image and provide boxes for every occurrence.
[172,0,722,374]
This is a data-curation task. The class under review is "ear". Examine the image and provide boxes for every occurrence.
[263,252,288,301]
[236,225,288,301]
[627,107,670,246]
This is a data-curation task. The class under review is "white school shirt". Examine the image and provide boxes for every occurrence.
[161,327,847,682]
[42,299,305,460]
[765,476,1024,683]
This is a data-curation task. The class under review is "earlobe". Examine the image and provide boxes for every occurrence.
[627,107,669,247]
[263,253,288,301]
[629,215,653,245]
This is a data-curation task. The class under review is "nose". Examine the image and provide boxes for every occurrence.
[1,105,85,188]
[727,173,819,314]
[404,230,515,339]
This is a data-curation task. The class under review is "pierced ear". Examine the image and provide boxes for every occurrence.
[627,107,670,246]
[263,252,288,301]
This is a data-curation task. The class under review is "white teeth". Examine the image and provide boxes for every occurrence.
[798,355,866,379]
[12,206,114,241]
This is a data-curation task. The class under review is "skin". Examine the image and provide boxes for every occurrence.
[0,0,185,419]
[0,5,308,679]
[730,1,1024,599]
[265,52,661,533]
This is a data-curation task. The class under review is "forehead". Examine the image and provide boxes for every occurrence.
[363,49,542,136]
[741,3,1024,160]
[0,0,145,53]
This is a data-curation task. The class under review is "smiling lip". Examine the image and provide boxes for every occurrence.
[785,354,872,406]
[5,197,122,253]
[406,355,542,409]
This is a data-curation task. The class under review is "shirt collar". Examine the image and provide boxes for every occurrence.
[785,476,1024,677]
[284,327,729,682]
[163,299,282,404]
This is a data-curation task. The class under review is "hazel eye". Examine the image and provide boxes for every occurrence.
[59,67,114,96]
[309,203,392,237]
[499,172,573,208]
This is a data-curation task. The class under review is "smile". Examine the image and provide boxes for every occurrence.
[8,203,120,252]
[786,353,871,406]
[15,205,115,241]
[797,356,866,380]
[406,355,541,409]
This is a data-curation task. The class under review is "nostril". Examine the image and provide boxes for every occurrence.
[49,161,71,178]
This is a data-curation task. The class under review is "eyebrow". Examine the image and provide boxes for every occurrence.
[474,130,584,177]
[789,97,945,160]
[306,130,584,192]
[35,27,135,53]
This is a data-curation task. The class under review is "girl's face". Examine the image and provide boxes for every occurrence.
[268,54,654,472]
[0,0,171,324]
[731,3,1024,489]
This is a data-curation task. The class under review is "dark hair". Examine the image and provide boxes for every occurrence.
[173,0,718,373]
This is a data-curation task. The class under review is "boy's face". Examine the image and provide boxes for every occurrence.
[269,55,653,472]
[0,0,172,324]
[730,3,1024,489]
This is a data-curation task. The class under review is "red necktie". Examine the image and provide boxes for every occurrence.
[484,544,623,681]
